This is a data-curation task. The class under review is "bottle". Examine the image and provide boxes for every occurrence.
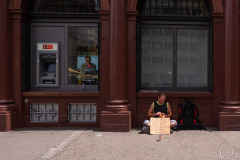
[78,76,82,85]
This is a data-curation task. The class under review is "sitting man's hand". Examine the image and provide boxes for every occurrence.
[156,112,162,116]
[159,113,166,118]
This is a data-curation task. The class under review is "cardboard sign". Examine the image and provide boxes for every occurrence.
[150,117,170,135]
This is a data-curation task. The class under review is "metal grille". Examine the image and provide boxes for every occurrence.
[138,0,211,16]
[30,0,101,13]
[30,103,58,122]
[68,103,96,122]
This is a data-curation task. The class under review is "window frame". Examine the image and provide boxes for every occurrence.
[30,21,100,92]
[28,0,101,92]
[137,20,213,92]
[66,23,100,92]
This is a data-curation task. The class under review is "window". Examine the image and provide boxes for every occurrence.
[29,1,100,92]
[138,0,211,16]
[141,28,174,87]
[68,26,99,86]
[137,0,212,92]
[30,0,101,13]
[177,28,209,88]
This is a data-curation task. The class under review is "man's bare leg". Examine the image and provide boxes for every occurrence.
[146,123,150,128]
[170,122,177,128]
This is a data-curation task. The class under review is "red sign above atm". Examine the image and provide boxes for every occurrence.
[43,45,53,49]
[37,42,58,51]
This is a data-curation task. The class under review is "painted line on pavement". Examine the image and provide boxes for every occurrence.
[37,131,82,160]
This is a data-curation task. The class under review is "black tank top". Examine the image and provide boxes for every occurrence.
[153,101,168,117]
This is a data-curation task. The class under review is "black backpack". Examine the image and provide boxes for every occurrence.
[174,101,211,131]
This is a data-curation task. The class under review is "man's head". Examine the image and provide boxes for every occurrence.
[85,56,91,64]
[158,93,166,104]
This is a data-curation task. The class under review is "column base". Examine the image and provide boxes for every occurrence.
[0,100,17,132]
[100,100,131,132]
[219,101,240,131]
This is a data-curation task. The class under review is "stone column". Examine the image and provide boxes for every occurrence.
[9,8,25,128]
[100,0,131,131]
[108,0,128,100]
[219,0,240,130]
[126,9,138,127]
[0,0,17,131]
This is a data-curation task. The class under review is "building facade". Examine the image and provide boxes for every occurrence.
[0,0,239,131]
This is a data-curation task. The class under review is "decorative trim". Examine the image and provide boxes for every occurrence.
[220,101,240,106]
[9,8,29,20]
[0,100,14,104]
[127,10,138,21]
[22,92,100,98]
[138,0,211,17]
[137,92,213,98]
[30,103,58,122]
[98,10,110,20]
[68,103,97,122]
[0,100,16,113]
[212,12,224,18]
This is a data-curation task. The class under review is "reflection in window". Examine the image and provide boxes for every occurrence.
[177,29,208,87]
[141,28,173,87]
[138,0,212,92]
[68,26,98,85]
[140,27,210,90]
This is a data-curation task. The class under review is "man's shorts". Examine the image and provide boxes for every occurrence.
[143,119,177,126]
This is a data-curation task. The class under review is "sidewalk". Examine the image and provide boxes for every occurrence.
[0,128,240,160]
[0,128,79,160]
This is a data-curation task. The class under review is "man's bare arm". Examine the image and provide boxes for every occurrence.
[164,102,172,117]
[147,103,162,117]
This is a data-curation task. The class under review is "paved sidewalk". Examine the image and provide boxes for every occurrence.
[0,128,79,160]
[0,128,240,160]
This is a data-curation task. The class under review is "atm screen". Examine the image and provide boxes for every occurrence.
[46,63,56,73]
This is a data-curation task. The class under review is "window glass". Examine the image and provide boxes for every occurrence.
[177,29,208,87]
[139,0,210,16]
[137,0,211,92]
[140,27,210,91]
[141,28,173,87]
[31,0,101,13]
[68,26,99,85]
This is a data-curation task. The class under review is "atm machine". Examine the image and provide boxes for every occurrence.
[36,42,59,87]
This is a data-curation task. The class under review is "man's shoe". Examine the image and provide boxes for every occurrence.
[141,126,150,134]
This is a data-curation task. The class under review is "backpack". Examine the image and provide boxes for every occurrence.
[174,101,211,131]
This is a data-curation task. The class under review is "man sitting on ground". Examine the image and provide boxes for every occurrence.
[142,93,177,133]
